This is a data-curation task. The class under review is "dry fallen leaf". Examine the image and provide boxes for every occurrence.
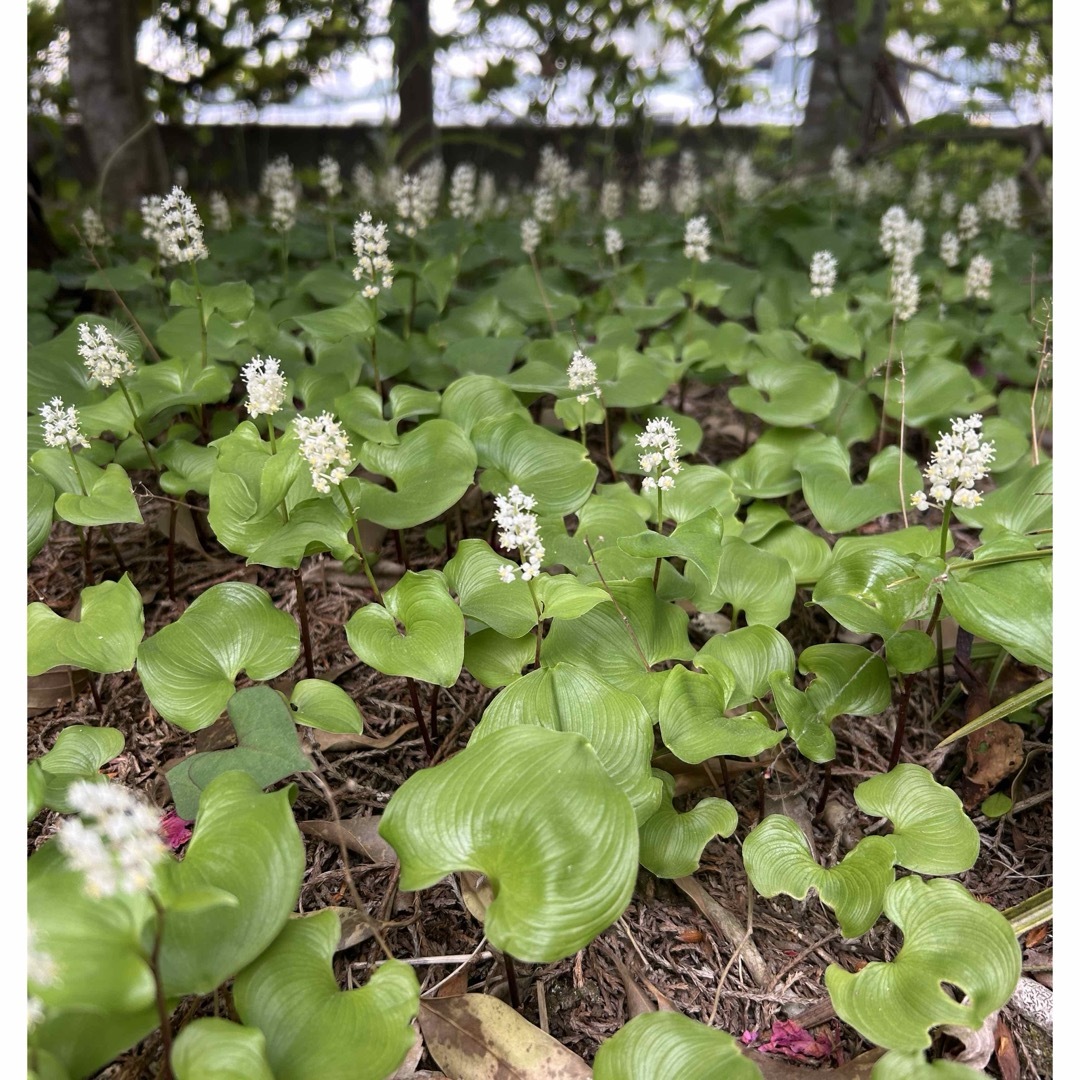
[312,722,418,752]
[420,994,592,1079]
[674,876,769,988]
[300,813,399,864]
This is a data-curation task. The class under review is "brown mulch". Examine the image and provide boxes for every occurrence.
[27,385,1052,1079]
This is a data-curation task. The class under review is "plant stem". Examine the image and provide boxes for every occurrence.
[118,381,160,473]
[527,578,544,668]
[503,952,521,1011]
[651,488,664,592]
[78,236,162,363]
[582,535,651,672]
[340,486,383,604]
[405,677,436,761]
[599,393,619,482]
[149,894,176,1080]
[938,502,954,559]
[876,311,899,452]
[888,593,945,770]
[325,213,337,260]
[190,260,209,370]
[279,236,289,296]
[293,567,316,678]
[267,421,278,456]
[529,251,558,336]
[167,502,177,601]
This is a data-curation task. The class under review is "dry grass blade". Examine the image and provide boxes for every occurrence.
[674,876,769,988]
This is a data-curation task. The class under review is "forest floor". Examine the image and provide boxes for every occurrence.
[27,381,1053,1080]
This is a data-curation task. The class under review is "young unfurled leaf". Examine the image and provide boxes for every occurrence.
[165,686,312,819]
[28,574,144,676]
[687,539,795,627]
[743,815,896,937]
[594,1012,762,1080]
[420,994,591,1080]
[137,582,300,731]
[462,628,535,688]
[638,770,737,879]
[825,877,1021,1051]
[345,570,464,687]
[234,910,419,1080]
[289,679,364,734]
[694,624,795,708]
[853,764,980,876]
[380,725,638,962]
[618,508,724,590]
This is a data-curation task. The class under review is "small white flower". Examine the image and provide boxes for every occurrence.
[160,186,208,263]
[242,355,288,417]
[910,414,995,512]
[965,254,993,302]
[352,211,395,298]
[353,163,377,205]
[57,780,167,898]
[449,162,477,220]
[396,163,442,237]
[319,155,343,200]
[567,350,602,404]
[599,180,622,221]
[78,323,135,387]
[980,177,1021,229]
[672,150,700,215]
[939,231,961,268]
[604,226,624,257]
[521,217,541,255]
[532,186,556,225]
[80,206,111,249]
[270,186,297,233]
[476,171,497,220]
[732,154,768,202]
[636,417,682,492]
[809,250,838,298]
[40,397,90,449]
[957,202,980,243]
[638,159,664,212]
[493,485,544,582]
[683,216,710,263]
[295,412,352,493]
[890,267,920,322]
[28,922,57,990]
[208,191,231,231]
[879,206,910,260]
[140,195,167,255]
[940,191,958,218]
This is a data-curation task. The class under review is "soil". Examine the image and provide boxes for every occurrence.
[27,381,1053,1079]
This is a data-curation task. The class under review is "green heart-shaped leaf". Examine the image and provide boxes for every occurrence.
[28,574,144,676]
[870,1049,989,1079]
[493,264,581,324]
[813,548,930,637]
[165,687,312,819]
[134,356,233,417]
[380,725,638,962]
[730,356,839,426]
[474,664,663,825]
[28,725,124,819]
[659,665,783,764]
[687,539,795,626]
[648,464,739,526]
[796,312,863,360]
[51,463,143,527]
[951,459,1051,539]
[291,294,376,343]
[638,771,737,879]
[694,625,795,708]
[853,764,980,876]
[159,439,218,498]
[440,375,530,437]
[171,279,255,322]
[941,538,1052,672]
[351,419,477,529]
[156,771,304,996]
[289,679,364,734]
[475,413,598,517]
[234,910,419,1080]
[594,1013,762,1080]
[29,472,54,563]
[171,1018,274,1080]
[744,815,896,937]
[825,877,1021,1051]
[462,628,535,688]
[618,510,724,590]
[727,429,821,499]
[770,644,892,763]
[137,583,300,731]
[345,570,464,686]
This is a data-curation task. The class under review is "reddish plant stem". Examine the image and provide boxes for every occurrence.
[293,567,316,679]
[888,593,945,770]
[167,502,177,601]
[504,953,522,1011]
[405,677,435,761]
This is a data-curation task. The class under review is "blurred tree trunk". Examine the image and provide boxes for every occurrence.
[65,0,169,208]
[392,0,438,167]
[796,0,893,163]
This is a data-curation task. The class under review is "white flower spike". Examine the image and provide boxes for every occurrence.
[40,397,90,449]
[295,412,352,493]
[910,414,995,512]
[78,323,135,387]
[493,485,545,582]
[242,355,288,417]
[637,417,682,493]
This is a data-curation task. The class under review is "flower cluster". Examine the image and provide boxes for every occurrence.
[672,150,701,215]
[476,172,497,219]
[638,160,664,212]
[295,412,352,493]
[242,355,288,417]
[890,268,920,322]
[957,202,980,243]
[449,162,476,220]
[604,226,624,257]
[261,156,297,233]
[80,206,111,249]
[732,153,768,202]
[160,186,208,263]
[78,322,135,386]
[494,485,545,582]
[880,205,923,322]
[531,186,557,225]
[980,177,1021,229]
[965,253,993,302]
[536,146,573,201]
[829,146,857,196]
[521,217,541,255]
[319,155,343,200]
[637,417,682,493]
[683,216,710,263]
[599,180,622,221]
[395,162,442,237]
[910,414,995,512]
[56,780,167,898]
[28,921,57,1030]
[40,397,89,449]
[352,211,395,298]
[140,195,167,255]
[353,163,377,205]
[909,169,936,215]
[567,350,601,403]
[939,231,960,268]
[208,191,231,231]
[809,250,838,298]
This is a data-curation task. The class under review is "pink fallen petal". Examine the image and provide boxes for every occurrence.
[740,1030,759,1045]
[160,810,194,849]
[759,1019,834,1063]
